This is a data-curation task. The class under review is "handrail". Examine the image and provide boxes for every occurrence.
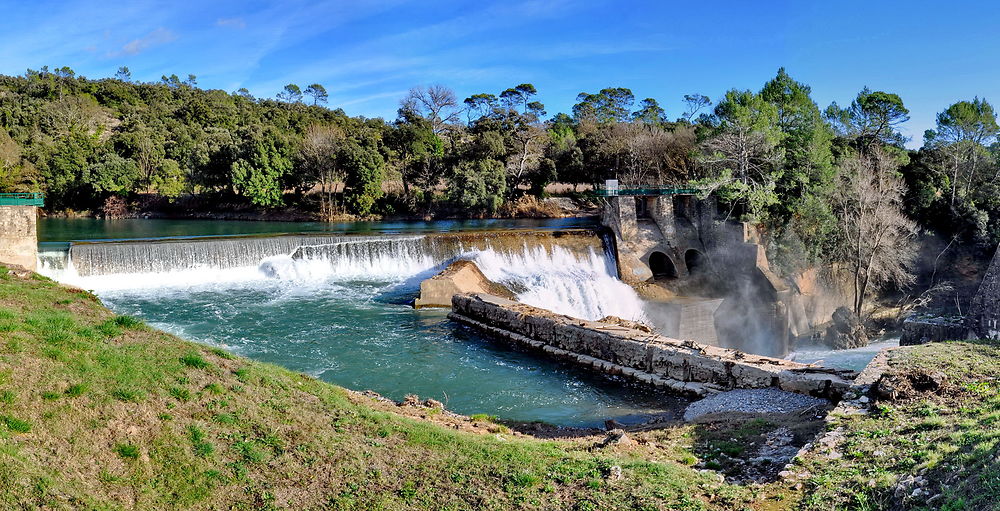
[592,186,700,197]
[0,193,45,206]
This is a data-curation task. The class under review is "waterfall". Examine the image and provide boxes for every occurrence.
[68,235,343,276]
[43,230,648,323]
[468,245,648,323]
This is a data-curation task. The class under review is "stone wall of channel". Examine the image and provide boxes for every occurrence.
[0,206,37,271]
[450,294,853,399]
[969,246,1000,339]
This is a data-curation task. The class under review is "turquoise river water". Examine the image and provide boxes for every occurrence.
[38,217,687,428]
[36,217,886,427]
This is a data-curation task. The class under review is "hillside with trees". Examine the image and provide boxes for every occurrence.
[2,67,999,279]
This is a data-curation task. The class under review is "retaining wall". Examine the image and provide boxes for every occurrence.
[450,294,853,399]
[0,206,37,271]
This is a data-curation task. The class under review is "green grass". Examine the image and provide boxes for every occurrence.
[795,339,1000,510]
[0,266,732,510]
[3,265,996,510]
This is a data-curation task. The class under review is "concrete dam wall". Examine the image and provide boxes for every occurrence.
[450,293,853,399]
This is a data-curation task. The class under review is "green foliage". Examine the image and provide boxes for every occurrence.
[341,139,384,216]
[449,158,506,214]
[231,130,293,207]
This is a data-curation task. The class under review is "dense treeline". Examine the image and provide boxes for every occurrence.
[1,66,999,297]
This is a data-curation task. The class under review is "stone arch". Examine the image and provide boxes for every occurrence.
[685,249,707,276]
[648,251,678,280]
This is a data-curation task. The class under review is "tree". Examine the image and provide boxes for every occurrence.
[833,148,917,315]
[449,158,506,214]
[681,94,712,122]
[826,87,910,149]
[924,98,999,206]
[341,139,384,216]
[760,68,836,256]
[699,89,785,221]
[231,129,292,207]
[387,109,443,198]
[277,83,303,103]
[84,152,139,195]
[573,88,635,124]
[632,98,666,125]
[400,85,459,134]
[115,66,131,82]
[304,84,329,106]
[463,93,497,124]
[499,83,537,113]
[299,125,346,218]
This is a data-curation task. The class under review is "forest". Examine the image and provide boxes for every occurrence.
[1,67,999,288]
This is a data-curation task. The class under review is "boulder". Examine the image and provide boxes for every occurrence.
[414,260,515,309]
[824,306,869,349]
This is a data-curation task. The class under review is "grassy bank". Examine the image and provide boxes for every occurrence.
[0,266,733,510]
[0,265,997,510]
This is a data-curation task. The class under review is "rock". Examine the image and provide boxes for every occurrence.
[606,465,623,481]
[602,429,634,447]
[414,260,514,309]
[424,398,444,409]
[824,306,870,349]
[604,419,626,431]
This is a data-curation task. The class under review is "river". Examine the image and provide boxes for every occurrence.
[37,217,685,428]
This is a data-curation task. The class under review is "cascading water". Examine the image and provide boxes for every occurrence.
[49,231,648,323]
[36,227,677,427]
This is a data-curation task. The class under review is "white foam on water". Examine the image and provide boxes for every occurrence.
[468,244,648,323]
[39,233,649,323]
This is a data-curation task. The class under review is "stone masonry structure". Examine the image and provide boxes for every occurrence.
[968,245,1000,339]
[450,294,853,399]
[0,205,37,271]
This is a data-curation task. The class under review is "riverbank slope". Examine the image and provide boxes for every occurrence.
[0,265,997,509]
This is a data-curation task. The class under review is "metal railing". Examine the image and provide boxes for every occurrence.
[0,193,45,206]
[592,186,700,197]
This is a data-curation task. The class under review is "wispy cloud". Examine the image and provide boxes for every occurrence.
[216,17,246,29]
[107,27,177,57]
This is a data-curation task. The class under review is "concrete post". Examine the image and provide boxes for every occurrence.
[650,196,676,238]
[0,206,37,270]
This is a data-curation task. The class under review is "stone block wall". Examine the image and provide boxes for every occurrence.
[969,246,1000,339]
[0,206,37,271]
[451,294,853,399]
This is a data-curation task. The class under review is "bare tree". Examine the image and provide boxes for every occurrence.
[833,148,917,315]
[299,125,346,219]
[400,85,460,134]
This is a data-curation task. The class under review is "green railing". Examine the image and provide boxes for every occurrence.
[0,193,44,206]
[592,186,700,197]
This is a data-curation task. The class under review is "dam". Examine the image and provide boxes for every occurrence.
[19,210,866,427]
[34,218,683,427]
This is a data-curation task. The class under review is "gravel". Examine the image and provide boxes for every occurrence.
[683,388,829,422]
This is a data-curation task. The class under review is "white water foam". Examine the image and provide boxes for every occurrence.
[39,234,649,323]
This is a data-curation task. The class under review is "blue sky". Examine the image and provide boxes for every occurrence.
[2,0,998,147]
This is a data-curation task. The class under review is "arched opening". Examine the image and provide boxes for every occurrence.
[648,251,678,280]
[685,249,707,276]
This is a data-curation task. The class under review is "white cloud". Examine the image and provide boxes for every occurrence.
[108,27,177,57]
[216,17,246,29]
